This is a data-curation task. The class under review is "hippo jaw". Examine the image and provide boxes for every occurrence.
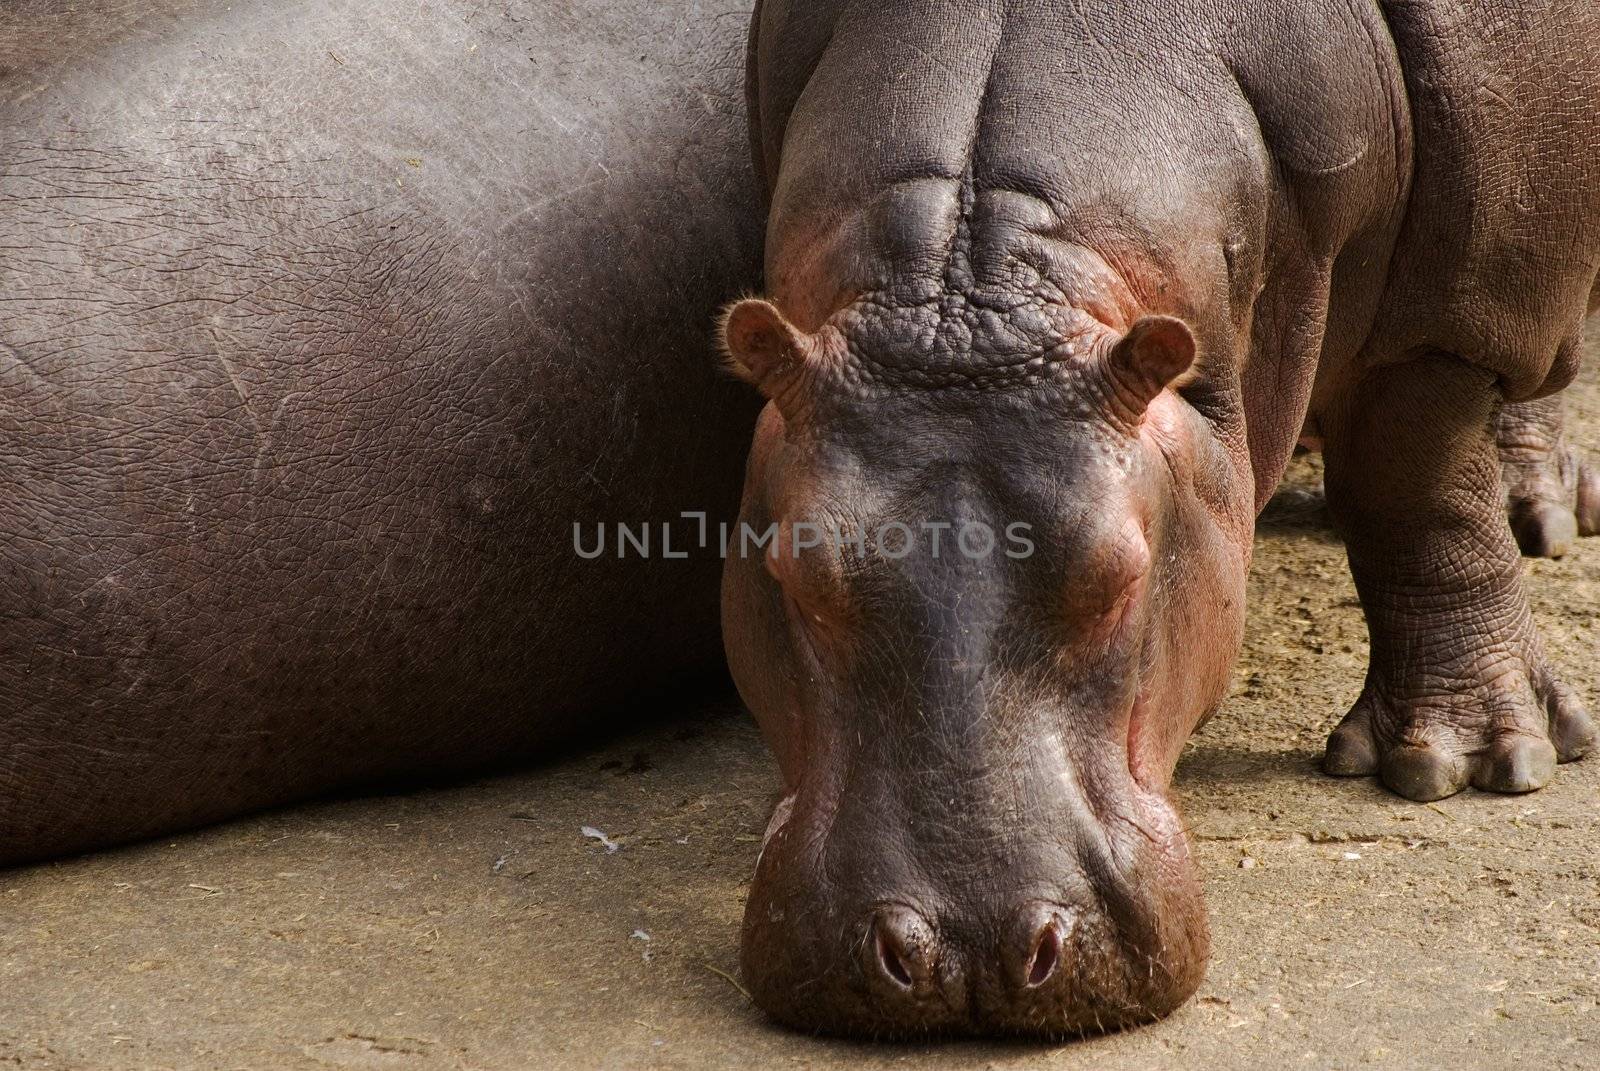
[719,295,1251,1037]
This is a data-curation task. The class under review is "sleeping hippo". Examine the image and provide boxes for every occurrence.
[721,0,1600,1037]
[0,0,761,862]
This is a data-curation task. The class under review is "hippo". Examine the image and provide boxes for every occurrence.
[721,0,1600,1037]
[0,0,761,864]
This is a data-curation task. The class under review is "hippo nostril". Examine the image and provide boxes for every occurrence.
[868,906,935,993]
[876,927,914,989]
[1024,920,1061,988]
[1011,903,1075,991]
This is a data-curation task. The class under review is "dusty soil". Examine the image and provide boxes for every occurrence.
[4,367,1598,1070]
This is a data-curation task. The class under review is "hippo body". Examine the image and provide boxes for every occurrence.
[723,0,1600,1036]
[0,0,761,864]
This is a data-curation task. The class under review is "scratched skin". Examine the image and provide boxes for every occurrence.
[0,0,762,863]
[719,0,1600,1037]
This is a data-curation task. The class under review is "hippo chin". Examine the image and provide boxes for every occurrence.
[721,0,1600,1037]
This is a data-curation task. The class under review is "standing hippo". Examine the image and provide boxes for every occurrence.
[721,0,1600,1036]
[0,0,761,864]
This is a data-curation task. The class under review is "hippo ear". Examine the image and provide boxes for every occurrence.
[720,298,812,390]
[1099,315,1196,417]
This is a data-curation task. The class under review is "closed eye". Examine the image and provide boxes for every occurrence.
[1061,522,1150,647]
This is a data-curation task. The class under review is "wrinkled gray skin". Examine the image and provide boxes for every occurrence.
[0,0,761,864]
[721,0,1600,1038]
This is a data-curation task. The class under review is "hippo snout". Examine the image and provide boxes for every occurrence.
[740,795,1211,1038]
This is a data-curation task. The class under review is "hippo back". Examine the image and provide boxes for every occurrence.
[1370,0,1600,396]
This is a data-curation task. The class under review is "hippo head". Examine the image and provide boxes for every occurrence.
[718,285,1253,1037]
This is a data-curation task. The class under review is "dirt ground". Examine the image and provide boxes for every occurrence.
[4,365,1598,1071]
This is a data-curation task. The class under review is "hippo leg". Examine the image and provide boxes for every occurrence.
[1317,356,1595,801]
[1494,394,1600,558]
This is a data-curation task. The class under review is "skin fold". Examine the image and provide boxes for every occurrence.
[0,0,763,864]
[721,0,1600,1037]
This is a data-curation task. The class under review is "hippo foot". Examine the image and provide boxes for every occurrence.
[1323,662,1596,801]
[1496,410,1600,559]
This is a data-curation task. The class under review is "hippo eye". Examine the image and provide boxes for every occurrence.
[773,572,852,664]
[1061,524,1150,633]
[764,518,854,621]
[1064,570,1138,621]
[1058,571,1143,656]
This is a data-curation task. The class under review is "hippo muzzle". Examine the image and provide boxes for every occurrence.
[739,741,1210,1036]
